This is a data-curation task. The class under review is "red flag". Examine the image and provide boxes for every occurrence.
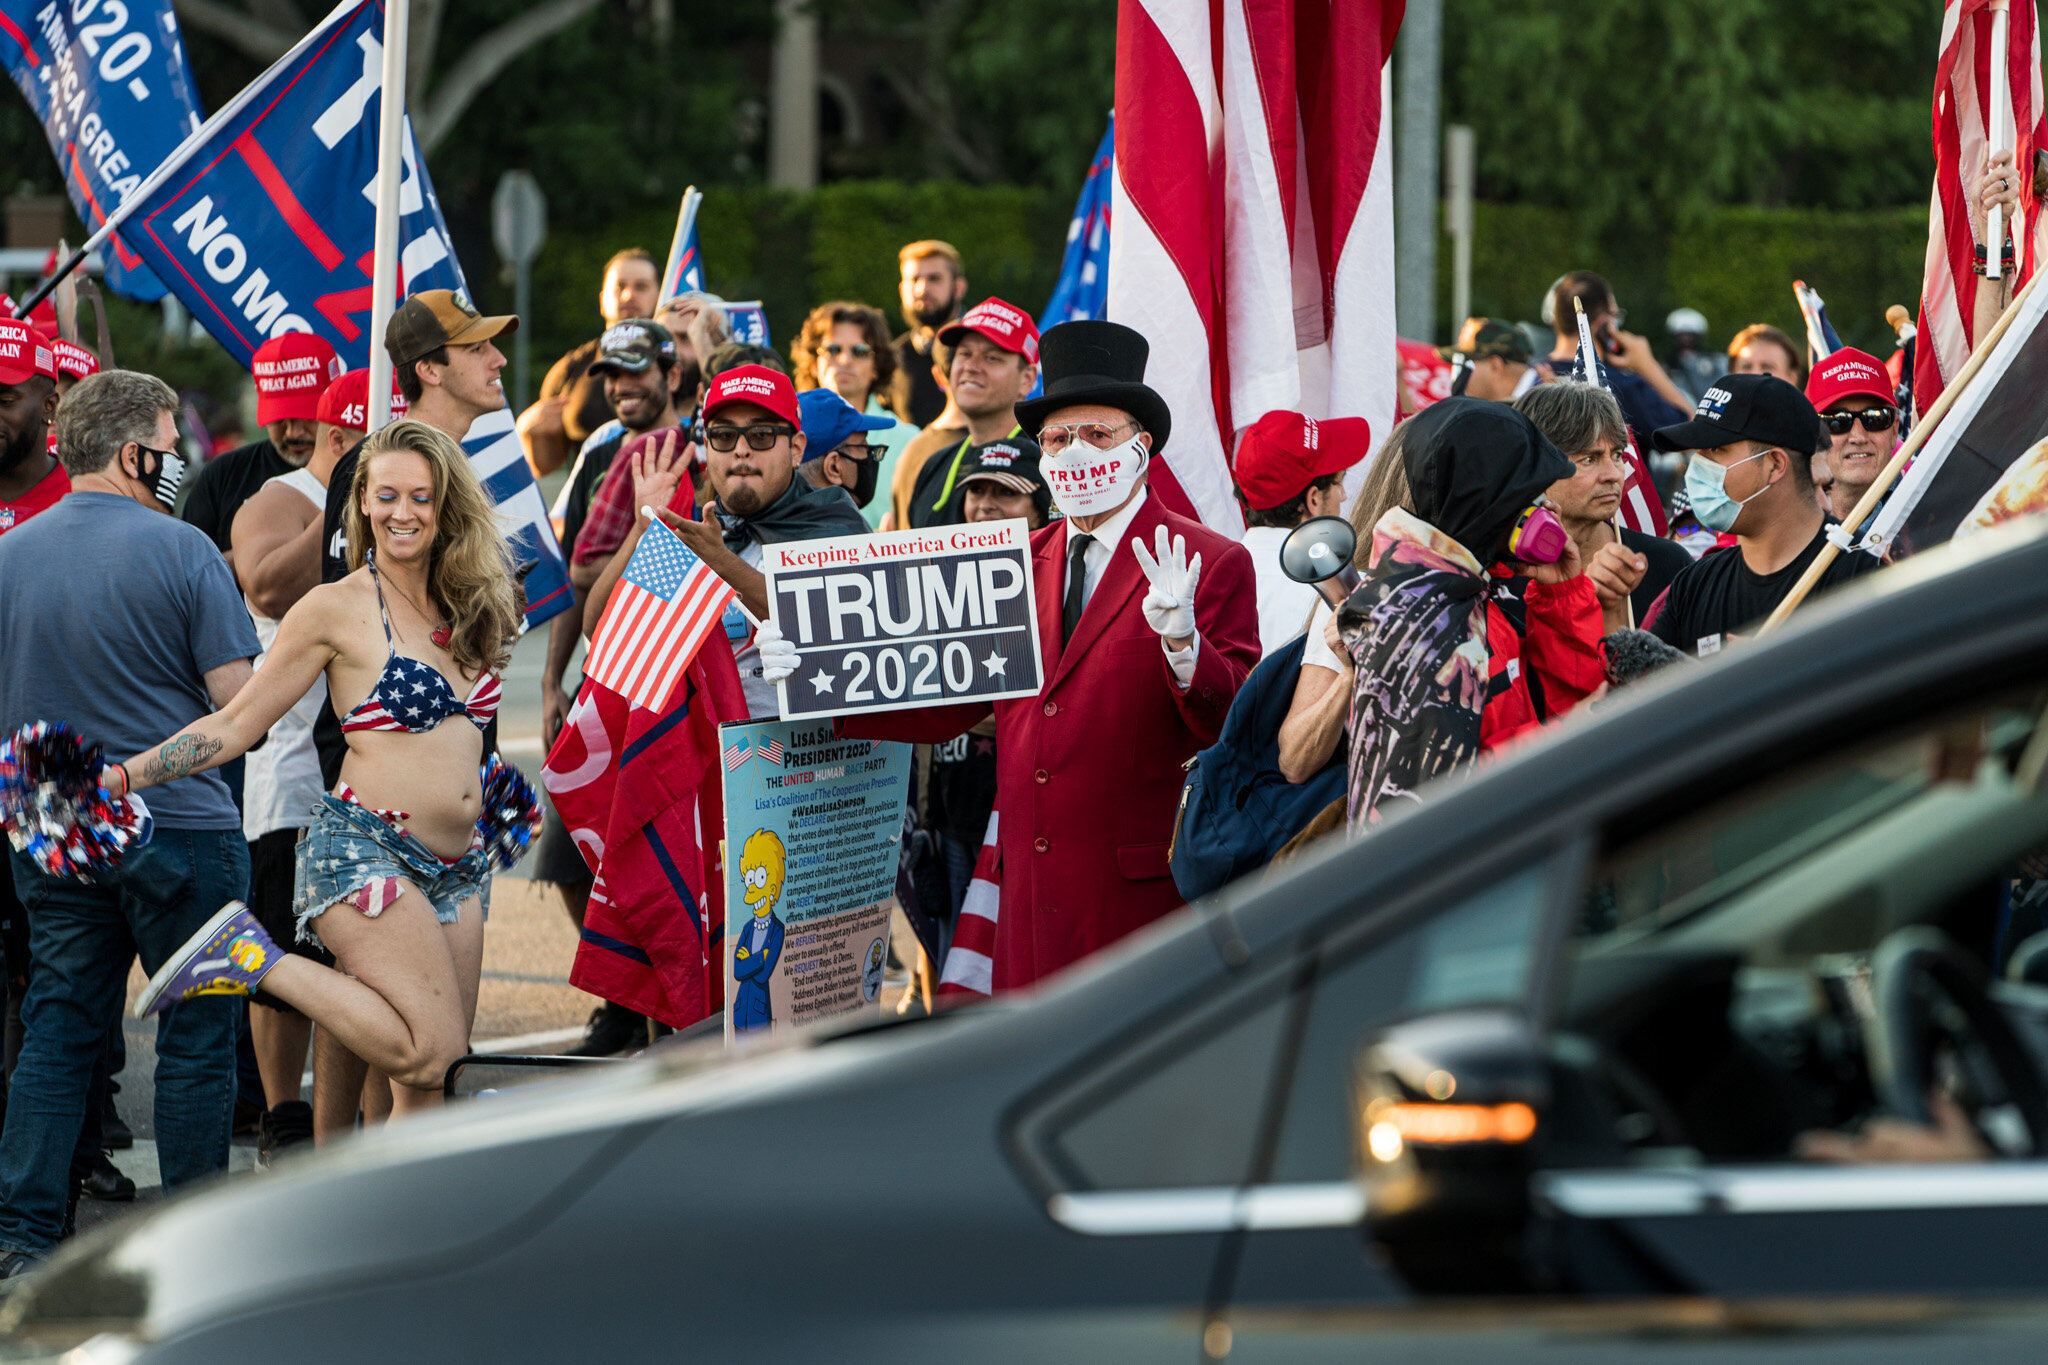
[1916,0,2048,418]
[544,645,748,1028]
[1109,0,1405,532]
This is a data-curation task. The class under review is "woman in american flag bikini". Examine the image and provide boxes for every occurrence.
[102,419,522,1115]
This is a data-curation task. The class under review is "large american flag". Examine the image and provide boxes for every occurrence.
[1916,0,2048,419]
[1108,0,1403,533]
[1567,304,1671,537]
[584,521,735,713]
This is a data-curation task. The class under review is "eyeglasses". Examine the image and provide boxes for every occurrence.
[1037,419,1139,454]
[820,343,873,359]
[832,441,879,461]
[1822,405,1898,436]
[703,423,796,452]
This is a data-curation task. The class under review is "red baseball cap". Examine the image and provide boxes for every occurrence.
[252,333,343,426]
[0,318,54,386]
[702,364,801,427]
[939,297,1041,365]
[1805,347,1894,412]
[51,339,98,381]
[315,367,408,433]
[1234,410,1372,511]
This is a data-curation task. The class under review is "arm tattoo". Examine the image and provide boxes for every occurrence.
[145,734,224,785]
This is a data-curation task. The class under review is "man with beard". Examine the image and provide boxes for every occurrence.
[892,240,968,427]
[180,333,343,565]
[0,319,61,536]
[518,248,660,475]
[584,365,868,719]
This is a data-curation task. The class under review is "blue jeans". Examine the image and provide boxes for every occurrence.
[0,829,247,1254]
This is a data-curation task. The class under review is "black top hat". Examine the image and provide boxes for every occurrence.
[1014,321,1173,456]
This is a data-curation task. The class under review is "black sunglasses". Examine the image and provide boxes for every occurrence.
[832,441,879,461]
[820,343,873,359]
[704,423,797,452]
[1822,406,1898,436]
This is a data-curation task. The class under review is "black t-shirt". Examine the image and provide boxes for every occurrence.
[926,729,999,846]
[892,331,948,428]
[906,433,972,529]
[1620,527,1694,624]
[1647,520,1882,657]
[180,438,290,554]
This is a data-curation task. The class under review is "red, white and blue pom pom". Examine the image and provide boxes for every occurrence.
[476,754,542,873]
[0,722,150,879]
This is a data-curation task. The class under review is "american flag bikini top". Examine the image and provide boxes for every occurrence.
[340,556,501,734]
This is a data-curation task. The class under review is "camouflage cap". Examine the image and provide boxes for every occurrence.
[1456,317,1531,363]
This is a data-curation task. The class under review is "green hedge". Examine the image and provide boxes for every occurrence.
[506,182,1069,370]
[1443,202,1929,359]
[514,185,1932,381]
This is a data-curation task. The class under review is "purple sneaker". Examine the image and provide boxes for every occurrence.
[133,901,280,1017]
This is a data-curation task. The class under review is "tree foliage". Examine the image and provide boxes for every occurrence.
[1443,0,1945,230]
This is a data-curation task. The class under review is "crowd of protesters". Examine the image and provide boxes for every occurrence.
[0,194,1969,1278]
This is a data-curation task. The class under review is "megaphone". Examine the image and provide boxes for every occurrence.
[1280,516,1360,607]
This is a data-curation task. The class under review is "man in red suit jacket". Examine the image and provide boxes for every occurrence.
[761,321,1261,990]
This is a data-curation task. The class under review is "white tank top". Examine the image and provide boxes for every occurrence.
[243,467,331,840]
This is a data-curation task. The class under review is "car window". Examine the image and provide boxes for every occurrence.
[1031,852,1573,1193]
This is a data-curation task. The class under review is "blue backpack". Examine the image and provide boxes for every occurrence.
[1168,633,1347,901]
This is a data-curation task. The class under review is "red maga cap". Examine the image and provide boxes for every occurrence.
[1805,347,1894,413]
[1234,410,1371,511]
[702,364,801,427]
[50,339,98,380]
[252,333,343,426]
[0,318,54,386]
[939,297,1041,365]
[315,367,408,433]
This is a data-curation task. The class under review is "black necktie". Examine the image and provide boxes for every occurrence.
[1062,532,1095,643]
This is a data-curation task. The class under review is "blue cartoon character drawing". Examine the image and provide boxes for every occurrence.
[732,829,787,1034]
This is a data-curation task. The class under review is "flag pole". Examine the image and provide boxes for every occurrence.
[1988,0,2013,280]
[365,0,411,427]
[1756,260,2046,636]
[8,0,362,322]
[1571,297,1635,628]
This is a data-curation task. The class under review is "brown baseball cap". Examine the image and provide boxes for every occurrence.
[385,289,518,367]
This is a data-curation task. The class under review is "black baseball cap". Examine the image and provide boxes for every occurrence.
[955,436,1045,496]
[1651,373,1819,456]
[590,318,676,376]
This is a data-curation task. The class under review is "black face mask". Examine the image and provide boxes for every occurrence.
[844,453,881,508]
[129,443,188,510]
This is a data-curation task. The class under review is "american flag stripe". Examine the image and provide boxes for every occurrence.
[938,810,1002,998]
[1110,0,1401,533]
[1917,0,2048,418]
[723,744,751,772]
[759,740,784,766]
[584,521,737,713]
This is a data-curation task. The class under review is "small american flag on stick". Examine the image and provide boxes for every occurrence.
[758,739,784,767]
[723,743,752,772]
[584,520,737,713]
[1569,298,1669,538]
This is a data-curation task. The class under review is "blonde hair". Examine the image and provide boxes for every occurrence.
[1346,418,1415,569]
[898,239,963,274]
[346,419,520,677]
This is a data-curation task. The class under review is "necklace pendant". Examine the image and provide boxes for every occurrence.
[432,626,452,649]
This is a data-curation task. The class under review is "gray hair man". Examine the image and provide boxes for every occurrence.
[0,370,261,1273]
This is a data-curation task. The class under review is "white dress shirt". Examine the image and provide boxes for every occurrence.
[1057,490,1199,686]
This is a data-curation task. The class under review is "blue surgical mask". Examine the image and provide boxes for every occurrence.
[1684,448,1772,533]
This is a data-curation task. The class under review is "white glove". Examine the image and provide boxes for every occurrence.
[756,615,800,683]
[1131,525,1202,642]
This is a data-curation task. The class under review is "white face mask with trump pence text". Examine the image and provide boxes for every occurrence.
[1041,432,1147,519]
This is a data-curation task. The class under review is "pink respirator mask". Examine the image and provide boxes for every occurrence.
[1507,504,1570,564]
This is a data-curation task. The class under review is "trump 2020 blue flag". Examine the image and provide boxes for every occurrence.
[0,0,203,301]
[660,186,704,305]
[465,406,572,631]
[118,0,466,370]
[1040,116,1114,329]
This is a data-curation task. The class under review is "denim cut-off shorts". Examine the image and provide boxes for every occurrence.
[291,794,491,949]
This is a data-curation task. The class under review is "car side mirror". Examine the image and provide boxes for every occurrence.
[1352,1008,1546,1293]
[1280,515,1360,607]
